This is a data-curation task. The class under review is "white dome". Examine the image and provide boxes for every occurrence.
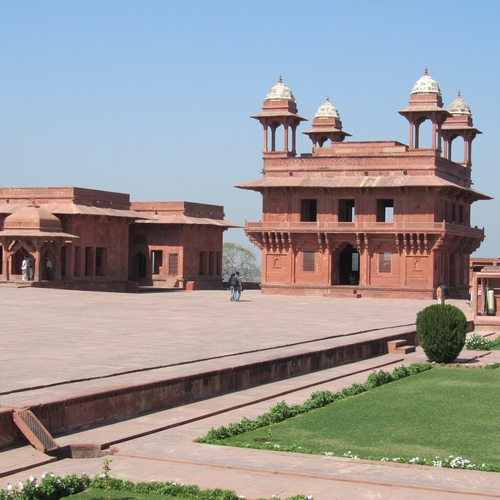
[314,96,341,119]
[447,92,472,116]
[265,76,295,101]
[411,69,441,95]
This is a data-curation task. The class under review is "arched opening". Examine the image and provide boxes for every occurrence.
[42,248,56,281]
[338,244,359,285]
[415,120,433,149]
[450,137,466,163]
[11,248,28,279]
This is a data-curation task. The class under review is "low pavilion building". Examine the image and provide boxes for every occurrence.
[238,72,490,299]
[0,187,237,292]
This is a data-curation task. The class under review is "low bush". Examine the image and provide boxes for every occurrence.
[416,304,467,363]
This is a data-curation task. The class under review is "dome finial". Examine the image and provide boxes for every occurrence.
[411,69,441,95]
[447,91,471,116]
[314,96,341,119]
[265,77,295,101]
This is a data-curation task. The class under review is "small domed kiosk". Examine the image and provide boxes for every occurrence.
[442,92,482,165]
[398,68,451,150]
[0,202,78,282]
[251,76,307,157]
[302,96,351,147]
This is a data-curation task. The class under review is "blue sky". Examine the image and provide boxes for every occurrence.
[1,0,499,256]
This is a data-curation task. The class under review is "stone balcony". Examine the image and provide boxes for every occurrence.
[245,220,485,238]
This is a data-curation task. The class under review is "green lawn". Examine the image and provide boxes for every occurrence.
[223,367,500,465]
[69,489,177,500]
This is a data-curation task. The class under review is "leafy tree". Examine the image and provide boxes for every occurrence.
[223,242,261,282]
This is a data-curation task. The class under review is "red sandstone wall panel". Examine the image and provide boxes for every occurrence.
[406,256,430,286]
[265,253,288,282]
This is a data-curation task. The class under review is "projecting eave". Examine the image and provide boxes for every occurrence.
[235,176,491,200]
[0,203,152,220]
[301,128,352,137]
[0,230,79,239]
[398,106,451,115]
[441,125,482,134]
[251,111,308,121]
[134,214,240,228]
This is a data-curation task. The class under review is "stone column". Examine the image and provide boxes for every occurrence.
[54,241,63,281]
[34,243,42,282]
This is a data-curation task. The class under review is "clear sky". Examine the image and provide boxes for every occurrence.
[1,0,499,256]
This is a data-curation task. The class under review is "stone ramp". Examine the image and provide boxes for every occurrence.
[12,410,58,452]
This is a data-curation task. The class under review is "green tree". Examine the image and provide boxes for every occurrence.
[223,242,261,282]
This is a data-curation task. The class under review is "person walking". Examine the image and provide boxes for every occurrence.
[235,271,243,301]
[229,273,238,301]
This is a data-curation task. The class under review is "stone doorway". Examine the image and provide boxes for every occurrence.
[339,244,359,285]
[135,251,147,278]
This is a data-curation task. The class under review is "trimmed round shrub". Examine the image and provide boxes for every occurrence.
[416,304,467,363]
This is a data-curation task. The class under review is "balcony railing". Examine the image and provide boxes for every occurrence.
[244,220,484,237]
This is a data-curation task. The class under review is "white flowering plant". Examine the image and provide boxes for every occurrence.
[0,467,311,500]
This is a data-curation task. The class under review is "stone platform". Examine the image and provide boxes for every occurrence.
[2,288,499,499]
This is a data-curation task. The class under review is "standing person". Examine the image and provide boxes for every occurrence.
[442,282,450,301]
[46,257,53,281]
[21,257,28,281]
[436,283,445,305]
[235,271,243,301]
[27,256,34,281]
[229,273,237,301]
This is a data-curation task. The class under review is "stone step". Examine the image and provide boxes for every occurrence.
[387,339,416,354]
[13,410,58,452]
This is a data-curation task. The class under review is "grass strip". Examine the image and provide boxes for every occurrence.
[197,362,500,471]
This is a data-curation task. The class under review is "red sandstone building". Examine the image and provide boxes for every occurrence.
[0,187,237,291]
[238,72,490,298]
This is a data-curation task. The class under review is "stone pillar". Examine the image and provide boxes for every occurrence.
[291,124,297,155]
[34,245,42,282]
[3,251,10,281]
[54,241,63,281]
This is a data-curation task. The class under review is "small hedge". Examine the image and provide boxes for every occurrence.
[416,304,467,363]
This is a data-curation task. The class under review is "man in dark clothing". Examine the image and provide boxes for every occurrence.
[229,273,238,301]
[235,272,243,301]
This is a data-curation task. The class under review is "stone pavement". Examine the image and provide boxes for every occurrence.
[1,287,499,499]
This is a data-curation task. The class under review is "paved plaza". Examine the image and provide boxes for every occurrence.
[1,287,499,499]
